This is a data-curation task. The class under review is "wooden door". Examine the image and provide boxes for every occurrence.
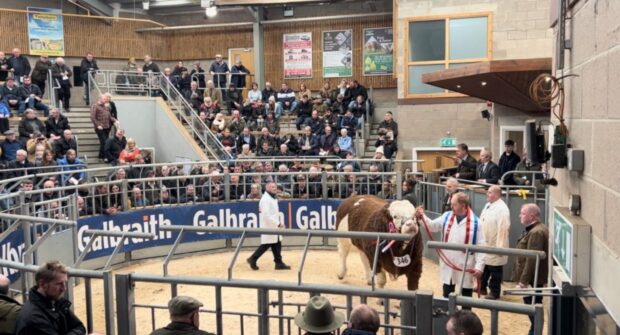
[229,48,254,99]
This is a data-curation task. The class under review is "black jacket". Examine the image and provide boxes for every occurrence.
[31,60,52,83]
[18,84,43,99]
[150,321,214,335]
[0,84,23,101]
[45,114,71,138]
[50,63,73,87]
[15,287,86,335]
[104,136,127,162]
[18,118,46,141]
[54,137,78,159]
[456,155,478,181]
[498,152,521,184]
[7,56,31,77]
[476,161,500,184]
[79,58,99,82]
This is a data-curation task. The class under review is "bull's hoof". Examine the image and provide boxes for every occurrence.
[337,274,344,280]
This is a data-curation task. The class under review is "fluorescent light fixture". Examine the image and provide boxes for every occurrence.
[142,1,149,10]
[206,6,217,17]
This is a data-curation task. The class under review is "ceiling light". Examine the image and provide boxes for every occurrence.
[142,1,149,10]
[481,81,487,86]
[206,6,217,17]
[456,84,461,89]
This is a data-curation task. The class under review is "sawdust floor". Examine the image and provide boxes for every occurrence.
[73,249,548,335]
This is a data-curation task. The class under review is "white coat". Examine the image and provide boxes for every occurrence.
[423,209,486,289]
[480,199,511,266]
[259,191,282,244]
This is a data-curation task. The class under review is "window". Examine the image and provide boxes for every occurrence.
[405,13,492,97]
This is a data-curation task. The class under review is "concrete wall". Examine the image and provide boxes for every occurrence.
[550,0,620,324]
[394,0,553,158]
[114,97,208,163]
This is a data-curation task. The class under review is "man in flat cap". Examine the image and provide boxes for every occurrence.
[150,296,214,335]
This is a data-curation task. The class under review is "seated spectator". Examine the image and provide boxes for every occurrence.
[57,149,85,186]
[245,183,262,201]
[45,108,70,142]
[320,81,337,106]
[293,174,310,199]
[225,83,243,113]
[295,95,312,131]
[305,110,324,136]
[228,110,246,137]
[378,111,398,141]
[180,184,200,203]
[312,94,328,114]
[172,61,185,78]
[156,186,177,205]
[184,81,203,109]
[261,81,277,103]
[336,79,350,103]
[257,127,277,150]
[26,131,52,163]
[291,83,312,114]
[337,128,353,154]
[18,109,46,145]
[264,96,282,121]
[339,110,357,138]
[0,102,9,134]
[276,83,295,112]
[193,111,210,140]
[76,196,93,216]
[236,127,256,153]
[237,144,255,159]
[150,295,214,335]
[319,126,338,156]
[280,133,300,155]
[7,149,33,179]
[339,152,361,172]
[346,80,368,108]
[119,137,141,163]
[294,296,344,335]
[378,180,395,200]
[275,143,290,159]
[331,94,346,115]
[247,82,262,105]
[104,129,127,165]
[342,304,380,335]
[54,129,78,159]
[299,126,319,156]
[204,80,223,107]
[402,179,419,207]
[218,128,236,148]
[257,141,274,157]
[322,108,339,130]
[199,96,219,124]
[331,143,347,159]
[365,164,382,195]
[1,130,23,162]
[445,310,483,335]
[0,274,22,334]
[19,76,49,116]
[0,51,8,82]
[37,149,58,173]
[276,164,292,190]
[375,131,397,159]
[0,78,23,115]
[307,166,322,197]
[211,113,227,133]
[264,111,280,135]
[229,174,246,200]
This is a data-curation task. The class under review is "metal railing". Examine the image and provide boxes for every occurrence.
[46,69,61,110]
[191,72,256,91]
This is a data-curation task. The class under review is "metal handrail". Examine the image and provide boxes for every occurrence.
[190,72,256,91]
[47,69,61,109]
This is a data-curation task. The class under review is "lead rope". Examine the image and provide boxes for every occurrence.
[417,216,482,298]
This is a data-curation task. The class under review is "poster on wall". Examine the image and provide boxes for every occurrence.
[363,27,393,76]
[283,32,313,79]
[322,30,353,78]
[27,7,65,56]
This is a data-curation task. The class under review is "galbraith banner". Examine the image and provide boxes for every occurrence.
[1,200,342,281]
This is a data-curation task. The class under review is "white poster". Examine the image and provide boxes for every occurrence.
[322,30,353,78]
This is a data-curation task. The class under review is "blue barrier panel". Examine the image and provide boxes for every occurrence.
[1,229,25,282]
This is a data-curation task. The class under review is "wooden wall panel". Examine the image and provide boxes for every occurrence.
[159,28,253,60]
[264,15,397,91]
[0,11,31,53]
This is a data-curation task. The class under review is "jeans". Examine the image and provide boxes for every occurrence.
[19,99,50,116]
[250,241,283,264]
[523,294,543,335]
[295,116,309,130]
[480,265,504,297]
[289,100,299,113]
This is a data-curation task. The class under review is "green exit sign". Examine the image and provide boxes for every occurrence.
[552,207,591,286]
[440,137,456,147]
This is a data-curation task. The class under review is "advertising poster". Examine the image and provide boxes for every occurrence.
[27,7,65,56]
[363,27,394,76]
[283,32,313,79]
[322,30,353,78]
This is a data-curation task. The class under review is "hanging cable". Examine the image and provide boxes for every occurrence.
[529,73,573,136]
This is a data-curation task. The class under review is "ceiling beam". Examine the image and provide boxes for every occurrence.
[215,0,331,6]
[77,0,114,16]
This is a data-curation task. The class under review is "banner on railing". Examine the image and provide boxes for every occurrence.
[283,32,313,79]
[27,7,65,56]
[322,30,353,78]
[0,229,25,282]
[363,27,393,76]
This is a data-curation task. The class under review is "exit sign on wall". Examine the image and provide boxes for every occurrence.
[440,137,456,147]
[552,207,591,286]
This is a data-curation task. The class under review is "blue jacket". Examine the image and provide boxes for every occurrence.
[57,157,86,185]
[1,139,22,162]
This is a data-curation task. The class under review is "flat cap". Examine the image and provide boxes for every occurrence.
[168,296,203,316]
[3,130,15,135]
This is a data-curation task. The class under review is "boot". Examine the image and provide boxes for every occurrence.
[275,263,291,270]
[246,257,259,270]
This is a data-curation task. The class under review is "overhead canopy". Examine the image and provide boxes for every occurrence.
[422,58,552,112]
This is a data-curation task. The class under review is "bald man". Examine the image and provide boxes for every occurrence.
[479,185,511,300]
[512,203,548,335]
[0,274,22,334]
[343,304,380,334]
[50,56,73,112]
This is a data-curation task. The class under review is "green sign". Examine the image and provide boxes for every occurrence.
[440,137,456,147]
[553,209,573,279]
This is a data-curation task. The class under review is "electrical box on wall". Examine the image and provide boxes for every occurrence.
[567,149,585,172]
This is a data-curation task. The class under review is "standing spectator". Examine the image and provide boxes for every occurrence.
[15,261,94,335]
[0,78,23,115]
[402,179,418,207]
[1,130,22,162]
[176,69,192,96]
[119,138,141,163]
[479,185,511,300]
[261,81,276,102]
[0,51,8,82]
[498,139,521,184]
[346,80,368,107]
[190,61,206,89]
[45,107,70,141]
[90,96,117,160]
[442,177,460,213]
[54,129,78,159]
[230,60,250,89]
[171,61,185,78]
[18,109,46,145]
[476,148,500,184]
[80,52,99,105]
[446,310,483,335]
[378,111,398,140]
[513,203,548,335]
[104,129,127,165]
[276,83,295,113]
[513,149,543,188]
[416,193,485,298]
[295,296,344,335]
[143,55,160,73]
[50,57,72,112]
[30,55,52,95]
[0,274,22,334]
[452,143,477,181]
[209,54,229,93]
[343,304,380,335]
[19,76,49,116]
[246,181,291,270]
[7,48,31,85]
[150,296,214,335]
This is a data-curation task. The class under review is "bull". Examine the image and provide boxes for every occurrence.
[336,195,423,290]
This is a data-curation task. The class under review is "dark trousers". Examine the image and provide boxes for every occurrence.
[33,80,46,96]
[442,282,473,298]
[480,265,504,297]
[95,128,110,159]
[524,294,543,335]
[83,75,91,104]
[250,241,283,264]
[56,84,71,110]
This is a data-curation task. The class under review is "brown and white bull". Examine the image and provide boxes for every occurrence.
[336,195,423,290]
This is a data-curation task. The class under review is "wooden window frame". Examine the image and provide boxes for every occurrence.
[404,12,493,98]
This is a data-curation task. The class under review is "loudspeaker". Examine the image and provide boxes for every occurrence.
[551,144,567,168]
[73,66,83,87]
[525,120,545,164]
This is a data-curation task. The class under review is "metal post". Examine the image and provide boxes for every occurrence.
[115,273,136,335]
[84,278,94,332]
[278,290,284,335]
[103,271,116,335]
[321,171,328,199]
[19,192,33,289]
[400,297,415,335]
[252,7,265,87]
[224,171,230,202]
[215,286,223,335]
[459,248,470,296]
[414,290,433,335]
[257,288,270,335]
[121,179,129,210]
[490,310,499,335]
[396,171,403,199]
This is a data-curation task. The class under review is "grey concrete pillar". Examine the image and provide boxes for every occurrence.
[252,7,265,86]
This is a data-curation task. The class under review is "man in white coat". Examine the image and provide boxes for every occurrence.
[416,192,485,298]
[479,185,511,300]
[247,181,291,270]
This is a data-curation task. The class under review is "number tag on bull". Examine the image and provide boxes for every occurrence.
[392,254,411,267]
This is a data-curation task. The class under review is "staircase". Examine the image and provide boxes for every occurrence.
[64,107,111,180]
[359,101,397,171]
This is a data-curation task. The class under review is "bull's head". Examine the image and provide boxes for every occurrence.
[387,200,419,236]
